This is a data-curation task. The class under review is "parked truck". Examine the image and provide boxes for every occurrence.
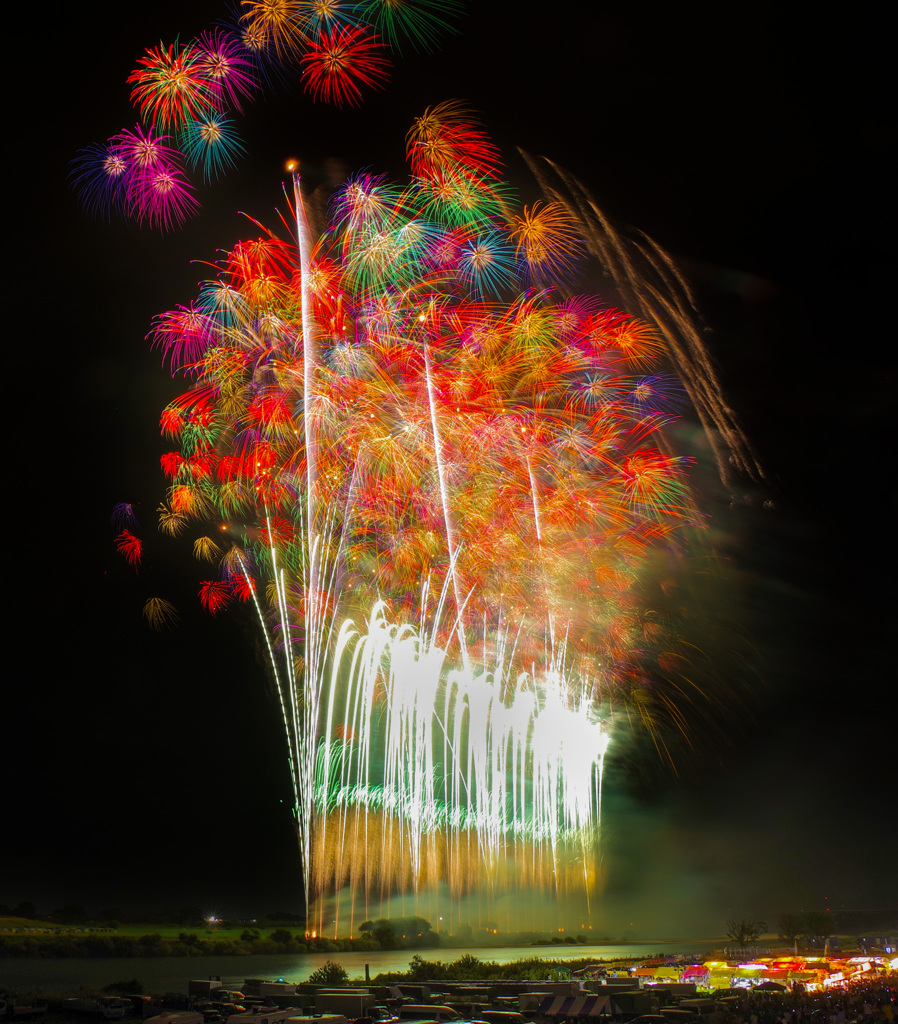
[315,992,377,1018]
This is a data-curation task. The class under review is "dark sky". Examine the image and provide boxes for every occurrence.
[6,1,895,932]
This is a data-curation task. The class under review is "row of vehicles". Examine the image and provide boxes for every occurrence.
[2,979,730,1024]
[178,982,729,1024]
[630,999,746,1024]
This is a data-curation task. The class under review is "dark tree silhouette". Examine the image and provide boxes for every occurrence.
[727,918,768,947]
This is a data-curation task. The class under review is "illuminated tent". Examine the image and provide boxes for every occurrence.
[683,967,710,983]
[651,967,681,981]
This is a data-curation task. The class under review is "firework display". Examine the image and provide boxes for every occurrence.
[143,102,700,932]
[71,0,462,228]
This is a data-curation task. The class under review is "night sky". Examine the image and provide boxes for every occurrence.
[6,1,894,934]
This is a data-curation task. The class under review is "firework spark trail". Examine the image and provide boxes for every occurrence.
[519,150,766,487]
[420,318,468,662]
[147,107,714,928]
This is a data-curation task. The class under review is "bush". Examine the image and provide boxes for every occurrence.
[82,936,115,956]
[451,954,487,979]
[209,939,241,955]
[138,934,167,954]
[111,936,140,957]
[252,939,284,954]
[103,980,143,995]
[307,960,349,985]
[307,937,340,953]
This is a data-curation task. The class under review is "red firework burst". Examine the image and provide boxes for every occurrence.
[300,25,390,107]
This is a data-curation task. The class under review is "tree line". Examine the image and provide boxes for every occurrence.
[0,917,444,959]
[725,910,897,950]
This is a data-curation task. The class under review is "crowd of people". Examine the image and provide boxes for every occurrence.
[716,979,896,1024]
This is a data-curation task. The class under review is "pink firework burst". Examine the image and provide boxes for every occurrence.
[113,123,181,171]
[133,165,199,231]
[194,27,259,112]
[113,125,199,230]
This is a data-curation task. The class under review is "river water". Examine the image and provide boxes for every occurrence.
[1,941,720,993]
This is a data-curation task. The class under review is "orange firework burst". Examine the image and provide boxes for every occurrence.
[240,0,312,62]
[510,201,583,281]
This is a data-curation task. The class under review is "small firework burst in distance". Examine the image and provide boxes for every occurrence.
[194,536,223,562]
[115,530,143,567]
[142,597,179,630]
[111,503,139,531]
